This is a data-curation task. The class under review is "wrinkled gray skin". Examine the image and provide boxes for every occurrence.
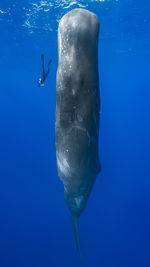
[55,9,101,219]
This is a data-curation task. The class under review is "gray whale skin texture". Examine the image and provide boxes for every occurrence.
[55,8,101,254]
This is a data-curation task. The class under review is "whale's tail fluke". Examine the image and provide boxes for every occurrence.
[71,214,81,257]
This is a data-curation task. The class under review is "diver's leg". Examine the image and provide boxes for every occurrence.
[46,59,52,75]
[41,53,44,63]
[47,58,52,69]
[41,54,45,76]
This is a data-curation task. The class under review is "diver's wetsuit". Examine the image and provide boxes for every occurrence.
[38,54,52,87]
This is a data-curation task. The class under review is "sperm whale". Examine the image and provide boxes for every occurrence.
[55,8,101,254]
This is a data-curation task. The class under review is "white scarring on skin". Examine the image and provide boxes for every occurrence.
[57,152,70,177]
[74,195,84,209]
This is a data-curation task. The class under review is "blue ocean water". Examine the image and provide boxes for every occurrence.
[0,0,150,266]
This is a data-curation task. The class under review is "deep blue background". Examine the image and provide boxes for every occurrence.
[0,0,150,266]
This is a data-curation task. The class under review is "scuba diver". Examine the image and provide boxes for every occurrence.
[37,54,52,87]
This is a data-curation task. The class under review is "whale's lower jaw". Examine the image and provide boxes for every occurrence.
[57,152,101,216]
[64,175,96,217]
[64,193,85,217]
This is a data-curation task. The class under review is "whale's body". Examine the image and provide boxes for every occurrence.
[55,9,101,253]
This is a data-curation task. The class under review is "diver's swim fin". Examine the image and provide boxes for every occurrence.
[48,58,52,66]
[41,54,44,62]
